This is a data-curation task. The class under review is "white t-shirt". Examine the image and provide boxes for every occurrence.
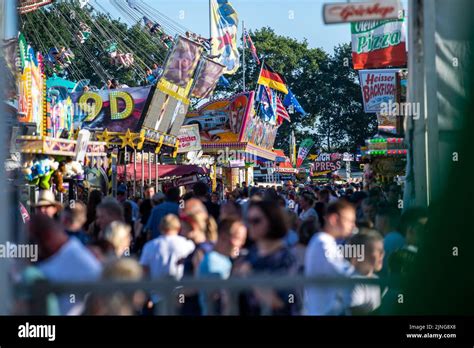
[286,199,296,210]
[140,235,195,280]
[299,207,318,222]
[350,273,381,314]
[37,238,102,315]
[304,232,354,315]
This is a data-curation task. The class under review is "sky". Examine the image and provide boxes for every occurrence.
[96,0,409,54]
[103,0,363,54]
[145,0,355,53]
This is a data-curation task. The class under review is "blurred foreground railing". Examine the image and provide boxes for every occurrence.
[15,275,401,315]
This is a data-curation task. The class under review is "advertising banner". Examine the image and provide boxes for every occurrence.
[142,87,190,137]
[359,69,398,113]
[323,0,402,24]
[342,152,355,162]
[192,58,225,99]
[177,124,202,153]
[296,138,315,168]
[18,49,44,128]
[351,18,407,70]
[240,106,279,150]
[161,36,203,88]
[377,112,397,134]
[312,153,343,175]
[19,0,53,14]
[173,174,200,187]
[184,92,253,144]
[71,86,153,132]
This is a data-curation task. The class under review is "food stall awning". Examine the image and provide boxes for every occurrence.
[273,149,288,163]
[273,149,298,173]
[117,164,207,181]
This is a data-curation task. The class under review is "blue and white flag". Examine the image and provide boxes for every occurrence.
[283,88,307,116]
[218,75,230,87]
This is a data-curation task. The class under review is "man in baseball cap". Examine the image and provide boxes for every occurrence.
[30,190,63,218]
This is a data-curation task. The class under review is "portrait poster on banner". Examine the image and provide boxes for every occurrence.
[351,18,407,70]
[191,58,225,99]
[161,36,203,88]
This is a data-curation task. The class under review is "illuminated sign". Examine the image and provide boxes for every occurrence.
[72,86,153,132]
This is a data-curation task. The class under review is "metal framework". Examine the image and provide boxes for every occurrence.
[18,275,400,315]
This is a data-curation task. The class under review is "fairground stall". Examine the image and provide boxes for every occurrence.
[359,69,408,189]
[184,91,279,192]
[13,34,108,207]
[363,137,407,188]
[73,34,226,197]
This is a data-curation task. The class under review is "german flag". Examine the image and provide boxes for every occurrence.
[257,62,288,94]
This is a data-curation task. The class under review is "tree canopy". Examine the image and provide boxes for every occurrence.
[215,27,377,154]
[21,1,168,88]
[21,4,376,154]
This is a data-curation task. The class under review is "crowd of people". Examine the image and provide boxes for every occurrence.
[14,179,428,316]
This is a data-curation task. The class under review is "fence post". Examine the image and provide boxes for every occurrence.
[30,281,49,315]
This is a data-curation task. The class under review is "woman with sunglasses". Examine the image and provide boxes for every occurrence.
[234,200,299,315]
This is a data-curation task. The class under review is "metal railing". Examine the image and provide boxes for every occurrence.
[15,275,401,315]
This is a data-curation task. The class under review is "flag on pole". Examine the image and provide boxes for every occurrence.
[257,62,288,94]
[283,88,307,116]
[257,84,277,124]
[290,131,296,167]
[210,0,240,75]
[243,29,260,64]
[276,96,291,124]
[218,75,230,87]
[296,138,315,168]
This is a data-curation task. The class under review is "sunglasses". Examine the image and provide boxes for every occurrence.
[248,217,264,226]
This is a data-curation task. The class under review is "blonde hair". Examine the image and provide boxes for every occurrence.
[102,258,143,280]
[206,216,218,242]
[160,214,181,234]
[104,221,131,251]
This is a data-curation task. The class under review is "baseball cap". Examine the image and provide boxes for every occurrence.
[152,192,166,203]
[117,184,127,194]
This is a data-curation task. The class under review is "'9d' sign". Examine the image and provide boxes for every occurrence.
[79,91,135,122]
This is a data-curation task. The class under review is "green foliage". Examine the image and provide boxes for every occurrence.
[21,6,375,153]
[215,27,377,154]
[20,0,168,87]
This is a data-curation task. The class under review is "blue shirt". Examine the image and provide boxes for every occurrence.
[198,250,232,315]
[383,231,406,272]
[198,250,232,279]
[126,200,140,221]
[66,230,91,245]
[145,201,179,239]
